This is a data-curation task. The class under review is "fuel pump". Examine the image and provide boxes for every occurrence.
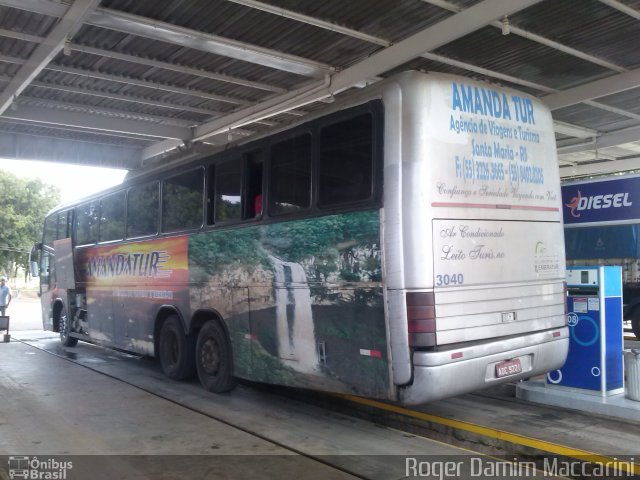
[546,266,624,396]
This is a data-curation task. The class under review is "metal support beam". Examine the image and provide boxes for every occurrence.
[542,69,640,110]
[44,64,251,106]
[584,100,640,122]
[0,0,102,115]
[2,104,190,139]
[557,126,640,154]
[15,97,197,128]
[553,121,598,139]
[0,74,223,116]
[224,0,391,47]
[560,157,640,178]
[70,44,285,93]
[598,0,640,21]
[86,8,333,78]
[0,131,141,170]
[0,0,67,18]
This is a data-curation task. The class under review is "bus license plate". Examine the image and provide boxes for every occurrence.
[495,359,522,378]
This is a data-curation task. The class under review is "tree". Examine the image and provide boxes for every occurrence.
[0,170,60,278]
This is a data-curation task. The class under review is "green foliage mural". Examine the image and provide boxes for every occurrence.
[189,209,389,398]
[190,210,382,291]
[189,227,270,283]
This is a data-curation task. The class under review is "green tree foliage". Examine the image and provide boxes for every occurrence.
[0,170,60,277]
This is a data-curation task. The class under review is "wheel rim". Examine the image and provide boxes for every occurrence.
[200,337,220,376]
[60,313,68,340]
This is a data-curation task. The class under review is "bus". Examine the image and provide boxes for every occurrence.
[30,71,568,404]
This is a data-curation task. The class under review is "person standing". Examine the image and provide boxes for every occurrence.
[0,276,12,316]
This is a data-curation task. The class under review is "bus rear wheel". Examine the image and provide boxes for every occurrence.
[158,315,195,380]
[59,307,78,347]
[196,320,237,393]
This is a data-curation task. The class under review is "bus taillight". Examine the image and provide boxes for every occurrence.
[406,291,436,347]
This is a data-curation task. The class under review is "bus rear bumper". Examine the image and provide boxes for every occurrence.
[398,327,569,405]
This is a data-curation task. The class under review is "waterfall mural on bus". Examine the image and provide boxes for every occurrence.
[188,210,388,398]
[270,255,320,374]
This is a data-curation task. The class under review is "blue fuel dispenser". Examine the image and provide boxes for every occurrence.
[546,266,624,395]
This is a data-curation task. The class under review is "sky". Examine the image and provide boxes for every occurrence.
[0,158,128,204]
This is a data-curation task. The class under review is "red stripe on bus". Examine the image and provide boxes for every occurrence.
[360,349,382,358]
[431,202,558,212]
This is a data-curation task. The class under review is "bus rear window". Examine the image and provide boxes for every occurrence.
[319,113,373,207]
[269,133,311,216]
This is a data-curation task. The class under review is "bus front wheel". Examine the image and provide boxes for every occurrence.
[195,320,237,393]
[158,315,195,380]
[59,306,78,347]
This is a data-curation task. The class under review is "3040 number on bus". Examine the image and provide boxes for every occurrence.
[435,273,464,286]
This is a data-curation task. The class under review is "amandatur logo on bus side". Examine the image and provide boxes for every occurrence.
[565,190,632,218]
[85,251,169,278]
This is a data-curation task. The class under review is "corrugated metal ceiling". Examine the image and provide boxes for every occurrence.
[0,0,639,179]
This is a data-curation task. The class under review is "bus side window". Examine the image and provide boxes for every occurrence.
[75,201,99,245]
[269,133,311,216]
[214,159,242,224]
[319,113,373,207]
[57,211,68,239]
[99,191,125,242]
[127,181,159,238]
[244,150,263,219]
[162,168,204,232]
[206,165,215,226]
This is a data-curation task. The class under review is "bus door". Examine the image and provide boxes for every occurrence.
[36,244,55,330]
[38,212,73,330]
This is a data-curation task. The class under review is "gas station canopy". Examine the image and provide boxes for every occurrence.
[0,0,639,178]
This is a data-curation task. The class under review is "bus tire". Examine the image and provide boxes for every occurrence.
[195,320,237,393]
[158,315,196,380]
[59,306,78,347]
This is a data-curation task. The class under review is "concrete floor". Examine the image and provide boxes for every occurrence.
[0,297,495,480]
[1,295,638,479]
[0,341,359,479]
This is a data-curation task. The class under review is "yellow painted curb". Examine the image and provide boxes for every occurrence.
[335,393,639,475]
